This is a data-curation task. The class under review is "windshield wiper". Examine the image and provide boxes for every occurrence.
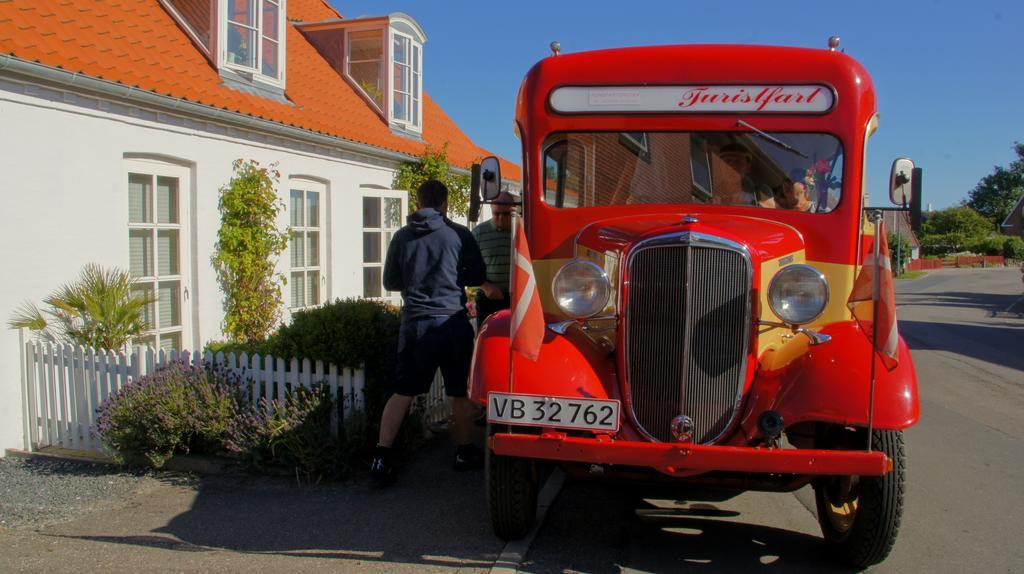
[736,120,809,159]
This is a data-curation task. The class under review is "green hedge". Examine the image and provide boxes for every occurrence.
[208,298,402,417]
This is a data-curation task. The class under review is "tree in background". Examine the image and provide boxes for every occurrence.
[888,233,912,274]
[922,206,993,239]
[212,159,290,344]
[966,142,1024,226]
[919,206,993,255]
[393,144,471,218]
[8,264,152,350]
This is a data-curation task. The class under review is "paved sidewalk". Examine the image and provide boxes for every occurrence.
[0,437,503,573]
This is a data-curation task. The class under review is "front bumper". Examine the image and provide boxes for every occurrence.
[490,431,892,476]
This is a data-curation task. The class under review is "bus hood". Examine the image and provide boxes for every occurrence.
[574,212,805,261]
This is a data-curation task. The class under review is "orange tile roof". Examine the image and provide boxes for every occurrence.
[0,0,521,180]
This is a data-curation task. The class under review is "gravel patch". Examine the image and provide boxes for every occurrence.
[0,457,157,530]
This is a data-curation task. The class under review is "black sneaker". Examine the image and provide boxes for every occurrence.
[371,448,396,487]
[454,444,484,472]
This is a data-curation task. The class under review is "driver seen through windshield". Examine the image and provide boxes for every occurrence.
[543,132,843,212]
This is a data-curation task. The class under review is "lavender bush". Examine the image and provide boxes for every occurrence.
[225,386,358,483]
[95,361,245,467]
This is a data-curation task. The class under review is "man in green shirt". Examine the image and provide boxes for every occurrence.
[471,192,515,329]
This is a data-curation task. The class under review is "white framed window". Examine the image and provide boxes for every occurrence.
[389,29,422,131]
[361,191,406,303]
[690,136,713,200]
[220,0,286,86]
[288,181,326,310]
[126,161,192,352]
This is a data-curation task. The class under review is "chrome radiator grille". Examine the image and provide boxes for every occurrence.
[625,240,751,443]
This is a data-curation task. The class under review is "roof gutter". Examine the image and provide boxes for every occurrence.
[0,54,419,165]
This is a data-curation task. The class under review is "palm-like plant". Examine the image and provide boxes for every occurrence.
[8,264,153,350]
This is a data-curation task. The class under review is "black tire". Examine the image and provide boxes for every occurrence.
[486,429,538,540]
[814,429,906,568]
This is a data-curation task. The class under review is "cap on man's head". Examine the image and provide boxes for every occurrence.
[416,179,448,209]
[493,191,517,205]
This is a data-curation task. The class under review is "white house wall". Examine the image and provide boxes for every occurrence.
[0,80,437,452]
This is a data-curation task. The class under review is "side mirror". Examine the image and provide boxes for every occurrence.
[889,158,915,206]
[469,163,481,223]
[480,156,502,201]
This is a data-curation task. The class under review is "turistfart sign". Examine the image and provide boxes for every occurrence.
[549,85,834,114]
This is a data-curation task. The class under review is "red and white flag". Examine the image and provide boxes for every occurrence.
[510,217,544,361]
[847,228,899,370]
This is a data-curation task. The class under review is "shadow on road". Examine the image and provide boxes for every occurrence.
[901,319,1024,372]
[42,441,862,572]
[521,482,856,574]
[50,436,502,569]
[898,290,1024,318]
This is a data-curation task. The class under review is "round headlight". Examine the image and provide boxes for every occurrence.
[552,260,611,319]
[768,264,829,325]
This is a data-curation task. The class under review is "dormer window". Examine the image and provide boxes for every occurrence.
[160,0,287,91]
[299,13,425,134]
[222,0,286,86]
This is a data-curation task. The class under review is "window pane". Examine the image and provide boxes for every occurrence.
[306,231,319,267]
[349,62,384,109]
[363,232,381,263]
[290,189,303,227]
[413,44,419,73]
[306,191,320,228]
[129,230,153,277]
[262,38,279,77]
[228,24,256,68]
[290,232,304,268]
[393,35,409,64]
[393,61,409,94]
[261,0,279,40]
[307,270,320,306]
[159,332,181,352]
[132,285,154,329]
[128,173,152,224]
[157,230,180,276]
[291,271,305,308]
[349,29,383,61]
[228,0,256,26]
[393,90,409,122]
[156,177,178,224]
[690,137,713,199]
[158,282,180,328]
[363,267,382,298]
[384,197,402,228]
[362,196,381,227]
[349,29,384,109]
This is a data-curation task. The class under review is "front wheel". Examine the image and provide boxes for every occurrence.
[486,427,538,540]
[814,429,906,568]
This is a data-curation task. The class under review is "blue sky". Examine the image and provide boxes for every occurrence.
[330,0,1022,210]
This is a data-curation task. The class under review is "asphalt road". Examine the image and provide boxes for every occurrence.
[521,267,1024,573]
[0,267,1021,573]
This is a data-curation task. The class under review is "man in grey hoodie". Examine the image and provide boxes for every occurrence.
[371,179,487,486]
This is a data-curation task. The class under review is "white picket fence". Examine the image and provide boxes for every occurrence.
[18,337,366,454]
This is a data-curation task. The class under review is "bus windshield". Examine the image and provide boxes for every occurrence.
[542,132,843,213]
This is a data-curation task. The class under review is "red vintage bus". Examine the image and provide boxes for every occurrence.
[470,40,921,568]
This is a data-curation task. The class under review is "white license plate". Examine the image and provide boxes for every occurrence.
[488,392,620,432]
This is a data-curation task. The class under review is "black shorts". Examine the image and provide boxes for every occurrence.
[392,314,475,398]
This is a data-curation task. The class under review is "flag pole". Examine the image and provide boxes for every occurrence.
[866,210,883,452]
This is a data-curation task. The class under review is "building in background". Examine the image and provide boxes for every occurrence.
[0,0,519,452]
[1000,195,1024,237]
